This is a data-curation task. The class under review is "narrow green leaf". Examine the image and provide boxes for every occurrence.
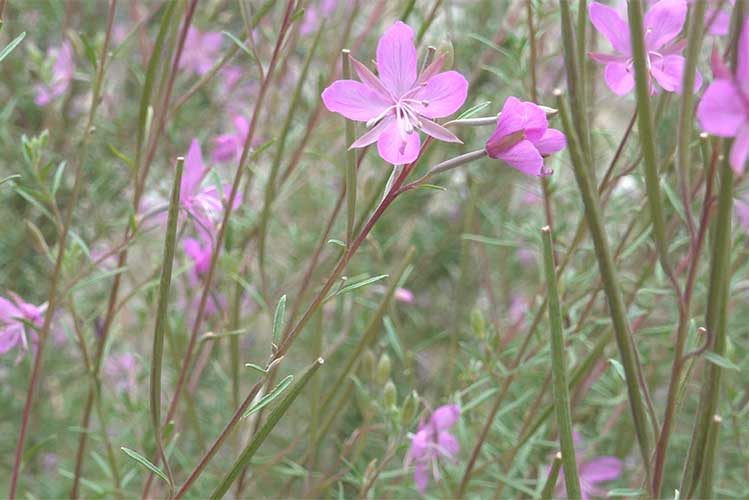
[608,488,646,497]
[0,174,21,187]
[221,31,254,59]
[0,32,26,62]
[242,374,294,418]
[456,100,491,120]
[272,295,287,345]
[244,363,268,374]
[120,447,169,484]
[703,352,740,371]
[327,239,345,247]
[334,274,389,296]
[608,358,626,381]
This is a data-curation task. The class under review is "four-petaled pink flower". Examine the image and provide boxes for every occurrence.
[553,432,623,500]
[180,27,222,76]
[485,97,566,177]
[0,293,46,356]
[589,0,701,96]
[322,21,468,165]
[35,41,74,106]
[212,115,251,163]
[181,139,242,233]
[696,17,749,174]
[405,404,461,493]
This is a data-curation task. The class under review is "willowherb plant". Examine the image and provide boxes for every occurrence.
[0,1,748,499]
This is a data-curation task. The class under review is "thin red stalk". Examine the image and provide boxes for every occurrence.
[10,2,118,497]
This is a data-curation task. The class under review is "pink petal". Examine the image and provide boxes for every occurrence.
[437,431,460,457]
[580,456,623,483]
[697,80,745,136]
[349,56,393,100]
[0,297,20,320]
[490,96,526,141]
[183,238,203,262]
[414,462,429,493]
[729,122,749,175]
[706,9,731,36]
[321,80,391,122]
[589,52,628,63]
[418,53,446,82]
[604,62,635,95]
[520,101,548,141]
[350,115,393,148]
[643,0,687,50]
[411,71,468,119]
[534,128,567,155]
[495,139,547,176]
[409,429,429,460]
[650,54,685,92]
[430,404,460,430]
[376,21,418,97]
[183,139,206,195]
[418,118,462,143]
[710,48,732,80]
[377,120,420,165]
[233,115,250,137]
[589,2,631,55]
[0,324,25,354]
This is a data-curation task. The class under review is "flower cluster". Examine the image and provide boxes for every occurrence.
[405,404,461,493]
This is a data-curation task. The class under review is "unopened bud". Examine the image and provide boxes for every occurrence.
[470,308,486,339]
[361,349,376,379]
[383,380,397,408]
[436,39,454,70]
[376,353,391,385]
[401,390,418,425]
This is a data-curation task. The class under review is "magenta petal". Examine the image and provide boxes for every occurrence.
[321,80,390,122]
[651,54,685,92]
[376,22,418,97]
[589,2,631,54]
[534,128,567,155]
[183,139,206,195]
[643,0,687,49]
[580,456,623,483]
[589,52,628,64]
[409,429,429,460]
[350,116,393,149]
[377,120,420,165]
[414,462,429,493]
[729,123,749,175]
[706,9,731,36]
[419,118,462,143]
[411,71,468,118]
[437,431,460,457]
[496,140,546,176]
[431,404,460,430]
[491,97,525,140]
[521,101,548,141]
[604,62,635,95]
[738,16,749,96]
[697,80,745,136]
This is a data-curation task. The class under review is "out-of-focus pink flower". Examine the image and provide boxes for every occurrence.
[700,0,735,36]
[588,0,702,96]
[697,17,749,174]
[394,287,415,304]
[180,139,242,232]
[322,22,468,165]
[736,199,749,231]
[35,41,74,106]
[0,293,46,356]
[104,352,138,396]
[485,97,566,177]
[509,295,528,325]
[212,116,250,163]
[405,404,461,493]
[516,247,536,265]
[301,0,338,35]
[180,27,222,76]
[184,235,212,286]
[553,432,623,500]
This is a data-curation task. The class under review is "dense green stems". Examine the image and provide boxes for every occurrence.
[680,159,735,497]
[559,0,591,165]
[541,453,563,500]
[149,158,184,493]
[342,49,357,246]
[698,415,723,499]
[626,0,677,284]
[541,227,582,500]
[556,91,652,484]
[207,359,325,499]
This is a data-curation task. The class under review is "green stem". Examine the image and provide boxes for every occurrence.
[698,415,723,499]
[626,0,677,283]
[556,90,652,484]
[207,359,325,499]
[342,49,357,246]
[541,452,563,500]
[541,226,581,500]
[149,157,184,492]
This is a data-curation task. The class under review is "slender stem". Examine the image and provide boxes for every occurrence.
[541,453,563,500]
[149,157,183,493]
[698,415,723,499]
[342,49,357,245]
[9,2,118,497]
[556,90,652,485]
[541,226,582,499]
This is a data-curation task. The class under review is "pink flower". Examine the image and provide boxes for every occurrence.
[405,404,461,493]
[180,139,242,232]
[212,116,250,163]
[180,27,222,76]
[322,22,468,165]
[553,432,623,500]
[184,235,212,286]
[0,293,46,356]
[588,0,702,96]
[394,287,415,304]
[35,41,74,106]
[104,352,138,396]
[485,97,566,177]
[697,17,749,174]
